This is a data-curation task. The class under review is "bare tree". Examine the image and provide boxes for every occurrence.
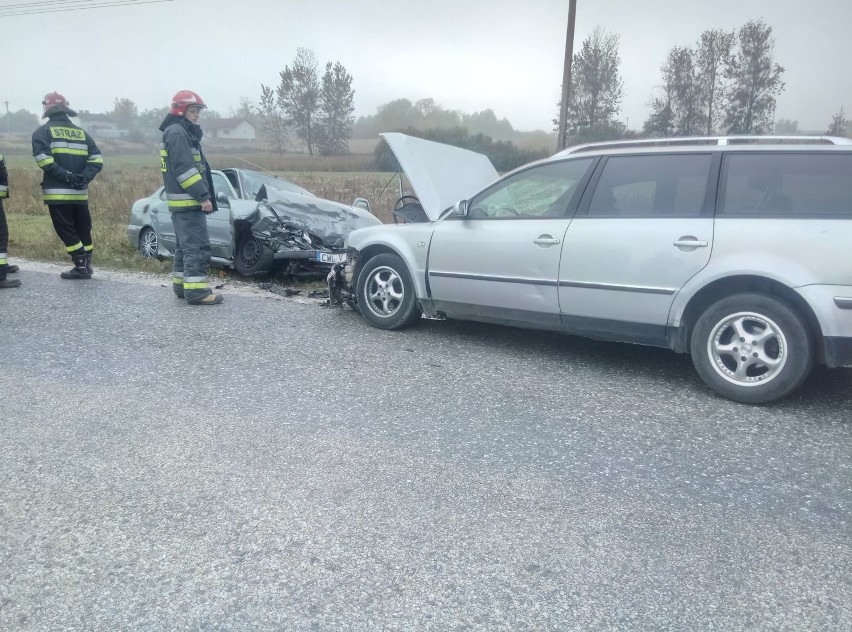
[723,20,785,134]
[695,29,734,134]
[258,84,289,155]
[827,107,848,137]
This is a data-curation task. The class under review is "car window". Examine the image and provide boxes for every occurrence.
[466,159,593,219]
[211,173,233,201]
[720,153,852,217]
[588,154,712,217]
[240,170,314,199]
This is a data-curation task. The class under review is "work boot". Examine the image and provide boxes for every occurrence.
[187,293,223,305]
[60,253,92,280]
[0,277,21,288]
[84,252,94,276]
[0,264,19,274]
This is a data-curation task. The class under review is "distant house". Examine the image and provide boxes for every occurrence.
[204,118,256,141]
[75,111,127,138]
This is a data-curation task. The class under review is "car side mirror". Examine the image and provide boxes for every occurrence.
[454,200,469,218]
[216,191,229,206]
[352,197,372,213]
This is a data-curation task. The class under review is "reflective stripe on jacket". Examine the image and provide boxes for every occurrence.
[31,114,103,204]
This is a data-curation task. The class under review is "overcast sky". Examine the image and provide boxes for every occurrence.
[2,0,851,133]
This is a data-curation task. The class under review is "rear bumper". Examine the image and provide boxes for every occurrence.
[824,337,852,368]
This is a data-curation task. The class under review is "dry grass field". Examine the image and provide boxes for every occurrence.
[2,150,407,273]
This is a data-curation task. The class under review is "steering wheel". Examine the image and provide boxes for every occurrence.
[394,195,421,211]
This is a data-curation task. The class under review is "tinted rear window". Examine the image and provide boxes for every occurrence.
[587,154,712,217]
[720,153,852,217]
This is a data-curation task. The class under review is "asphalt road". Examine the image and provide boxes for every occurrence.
[1,264,850,631]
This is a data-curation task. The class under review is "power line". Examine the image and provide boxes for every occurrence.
[0,0,174,17]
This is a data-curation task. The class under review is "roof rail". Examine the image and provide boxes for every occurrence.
[556,135,852,155]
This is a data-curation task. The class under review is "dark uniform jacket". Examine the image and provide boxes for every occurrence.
[158,114,216,211]
[31,113,103,204]
[0,153,7,200]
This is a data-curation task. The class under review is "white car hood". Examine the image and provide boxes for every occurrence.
[380,132,499,221]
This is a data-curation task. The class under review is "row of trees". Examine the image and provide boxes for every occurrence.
[258,47,355,156]
[557,19,846,144]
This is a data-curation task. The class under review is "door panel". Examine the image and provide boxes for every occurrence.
[428,218,569,329]
[558,153,717,341]
[426,158,595,329]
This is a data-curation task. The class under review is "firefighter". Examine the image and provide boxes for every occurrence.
[0,151,21,289]
[158,90,222,305]
[31,92,103,279]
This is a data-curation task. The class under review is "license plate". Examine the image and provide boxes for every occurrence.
[316,251,347,264]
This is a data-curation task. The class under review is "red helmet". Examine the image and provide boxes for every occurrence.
[42,91,77,117]
[169,90,207,116]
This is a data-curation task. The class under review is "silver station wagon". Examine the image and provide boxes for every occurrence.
[329,133,852,404]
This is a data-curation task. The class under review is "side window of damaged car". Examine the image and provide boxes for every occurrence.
[465,158,595,220]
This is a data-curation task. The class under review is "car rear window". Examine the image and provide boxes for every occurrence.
[720,153,852,217]
[587,154,712,217]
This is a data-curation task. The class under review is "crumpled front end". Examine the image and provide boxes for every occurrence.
[327,252,359,308]
[243,185,381,269]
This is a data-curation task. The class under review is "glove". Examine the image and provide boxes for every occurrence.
[71,175,88,190]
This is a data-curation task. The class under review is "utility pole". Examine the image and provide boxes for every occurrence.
[557,0,577,151]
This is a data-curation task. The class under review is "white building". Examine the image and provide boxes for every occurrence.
[204,118,256,141]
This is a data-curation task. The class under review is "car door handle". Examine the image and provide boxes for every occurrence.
[534,236,561,246]
[673,237,708,248]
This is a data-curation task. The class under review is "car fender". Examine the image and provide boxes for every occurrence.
[347,223,437,299]
[669,250,825,329]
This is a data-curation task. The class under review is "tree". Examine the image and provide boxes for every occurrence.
[555,27,624,146]
[315,60,356,155]
[258,84,290,155]
[694,29,734,135]
[0,108,39,133]
[645,46,702,137]
[109,97,138,131]
[774,118,799,134]
[723,20,785,134]
[827,107,848,137]
[277,47,321,155]
[230,98,259,126]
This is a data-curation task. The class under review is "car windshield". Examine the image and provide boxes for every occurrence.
[240,170,314,199]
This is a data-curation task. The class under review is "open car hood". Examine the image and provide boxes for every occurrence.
[249,185,381,249]
[381,132,499,221]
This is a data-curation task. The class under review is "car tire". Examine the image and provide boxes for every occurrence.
[138,227,159,259]
[235,231,274,276]
[356,253,421,330]
[690,293,814,404]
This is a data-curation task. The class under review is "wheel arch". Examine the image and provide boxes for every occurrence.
[676,275,825,363]
[353,243,429,299]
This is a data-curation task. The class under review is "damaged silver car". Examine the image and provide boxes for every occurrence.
[127,167,380,276]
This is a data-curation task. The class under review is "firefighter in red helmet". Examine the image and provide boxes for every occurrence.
[158,90,222,305]
[31,92,104,279]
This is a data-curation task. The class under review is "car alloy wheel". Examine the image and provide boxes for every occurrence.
[690,293,814,404]
[139,227,158,259]
[356,253,420,330]
[706,311,787,385]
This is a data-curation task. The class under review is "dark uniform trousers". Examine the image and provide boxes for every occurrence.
[48,203,93,257]
[171,208,212,301]
[0,199,9,279]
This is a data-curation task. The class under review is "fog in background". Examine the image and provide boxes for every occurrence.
[2,0,851,132]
